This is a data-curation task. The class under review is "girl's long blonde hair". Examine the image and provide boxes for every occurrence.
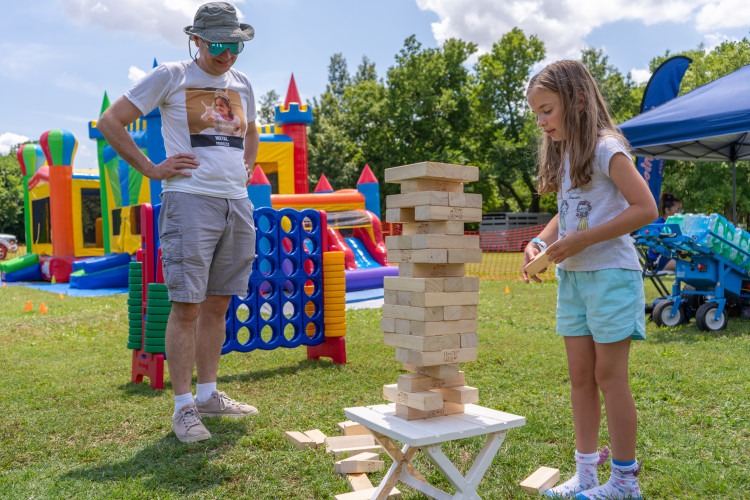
[527,60,629,195]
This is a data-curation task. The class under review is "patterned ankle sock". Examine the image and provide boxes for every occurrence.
[173,392,195,416]
[546,448,608,497]
[575,459,642,500]
[195,382,217,404]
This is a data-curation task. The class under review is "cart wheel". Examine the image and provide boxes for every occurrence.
[695,303,728,331]
[653,300,687,327]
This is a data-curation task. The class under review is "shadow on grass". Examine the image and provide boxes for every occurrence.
[648,322,749,343]
[218,358,343,385]
[60,419,248,495]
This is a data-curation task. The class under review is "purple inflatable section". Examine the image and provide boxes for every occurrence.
[345,265,398,292]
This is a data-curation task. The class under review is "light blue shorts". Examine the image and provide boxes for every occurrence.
[556,268,646,343]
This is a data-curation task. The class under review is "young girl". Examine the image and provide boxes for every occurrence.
[522,60,657,499]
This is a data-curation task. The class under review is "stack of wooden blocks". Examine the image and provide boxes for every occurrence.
[381,162,483,420]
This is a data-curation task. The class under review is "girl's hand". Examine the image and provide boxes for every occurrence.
[545,232,588,264]
[522,242,545,283]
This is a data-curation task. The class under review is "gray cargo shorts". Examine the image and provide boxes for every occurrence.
[158,191,256,303]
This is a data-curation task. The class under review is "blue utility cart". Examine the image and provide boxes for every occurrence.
[634,219,750,331]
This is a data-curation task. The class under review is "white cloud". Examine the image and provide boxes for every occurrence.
[128,66,147,83]
[0,132,30,155]
[0,43,56,80]
[415,0,744,63]
[630,68,653,84]
[59,0,253,45]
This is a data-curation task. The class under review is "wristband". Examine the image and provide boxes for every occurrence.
[530,237,547,251]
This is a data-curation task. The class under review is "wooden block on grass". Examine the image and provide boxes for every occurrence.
[334,452,384,474]
[334,486,401,500]
[337,420,371,436]
[326,434,376,451]
[520,466,560,494]
[347,473,374,491]
[285,431,315,450]
[303,429,327,448]
[382,384,444,411]
[333,445,385,460]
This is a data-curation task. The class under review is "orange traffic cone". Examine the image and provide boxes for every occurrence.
[24,300,33,312]
[39,302,48,314]
[505,285,511,294]
[59,293,64,300]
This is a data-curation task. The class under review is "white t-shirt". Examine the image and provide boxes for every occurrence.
[125,60,256,199]
[557,135,641,271]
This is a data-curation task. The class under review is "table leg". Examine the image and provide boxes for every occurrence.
[370,432,421,500]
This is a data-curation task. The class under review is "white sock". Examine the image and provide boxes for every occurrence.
[546,449,605,497]
[576,459,641,499]
[195,382,217,403]
[174,392,195,416]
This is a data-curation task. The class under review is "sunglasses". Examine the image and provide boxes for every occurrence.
[202,39,244,56]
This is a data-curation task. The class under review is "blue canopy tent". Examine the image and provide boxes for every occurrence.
[620,64,750,223]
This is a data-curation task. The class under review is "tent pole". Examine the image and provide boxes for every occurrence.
[732,161,737,224]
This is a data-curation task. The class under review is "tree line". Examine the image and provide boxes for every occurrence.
[2,30,749,240]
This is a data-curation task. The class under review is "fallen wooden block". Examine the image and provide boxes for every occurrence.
[326,434,376,451]
[346,472,374,491]
[519,466,560,494]
[337,420,371,436]
[284,430,315,450]
[334,452,385,474]
[303,429,327,448]
[334,486,401,500]
[332,445,385,460]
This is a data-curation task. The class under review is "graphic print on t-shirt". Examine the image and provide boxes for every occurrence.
[185,87,246,149]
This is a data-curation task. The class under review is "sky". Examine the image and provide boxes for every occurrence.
[1,0,748,169]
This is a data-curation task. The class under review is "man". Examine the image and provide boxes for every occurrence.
[98,2,259,443]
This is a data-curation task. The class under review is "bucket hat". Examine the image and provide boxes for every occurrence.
[183,2,254,43]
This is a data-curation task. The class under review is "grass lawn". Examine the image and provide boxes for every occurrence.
[1,277,748,499]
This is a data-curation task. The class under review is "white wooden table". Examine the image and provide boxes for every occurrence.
[344,403,525,500]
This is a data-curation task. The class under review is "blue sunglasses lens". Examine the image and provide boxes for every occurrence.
[206,41,243,56]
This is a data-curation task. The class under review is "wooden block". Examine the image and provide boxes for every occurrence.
[392,290,479,308]
[460,332,479,348]
[347,473,374,491]
[403,363,461,379]
[382,304,445,322]
[401,220,465,235]
[395,402,465,420]
[523,248,551,276]
[303,429,327,448]
[397,371,466,392]
[384,276,479,293]
[408,319,478,336]
[395,347,477,366]
[386,191,449,208]
[334,486,401,500]
[382,384,444,411]
[380,316,396,332]
[443,305,463,321]
[337,420,371,436]
[520,466,560,494]
[384,162,479,183]
[388,249,449,264]
[447,248,483,263]
[385,207,415,223]
[383,332,461,351]
[326,434,376,452]
[414,205,483,222]
[398,263,466,278]
[333,445,385,460]
[385,234,479,250]
[400,179,464,193]
[285,430,315,450]
[448,192,483,208]
[334,452,384,474]
[432,385,480,404]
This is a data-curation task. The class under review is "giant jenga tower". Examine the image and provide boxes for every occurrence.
[381,162,483,420]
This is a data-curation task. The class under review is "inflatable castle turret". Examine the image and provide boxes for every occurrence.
[275,74,313,194]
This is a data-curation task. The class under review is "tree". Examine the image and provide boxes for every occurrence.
[0,151,25,240]
[581,48,641,123]
[470,28,546,212]
[257,89,280,125]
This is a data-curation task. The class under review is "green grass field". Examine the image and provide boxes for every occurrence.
[1,278,748,499]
